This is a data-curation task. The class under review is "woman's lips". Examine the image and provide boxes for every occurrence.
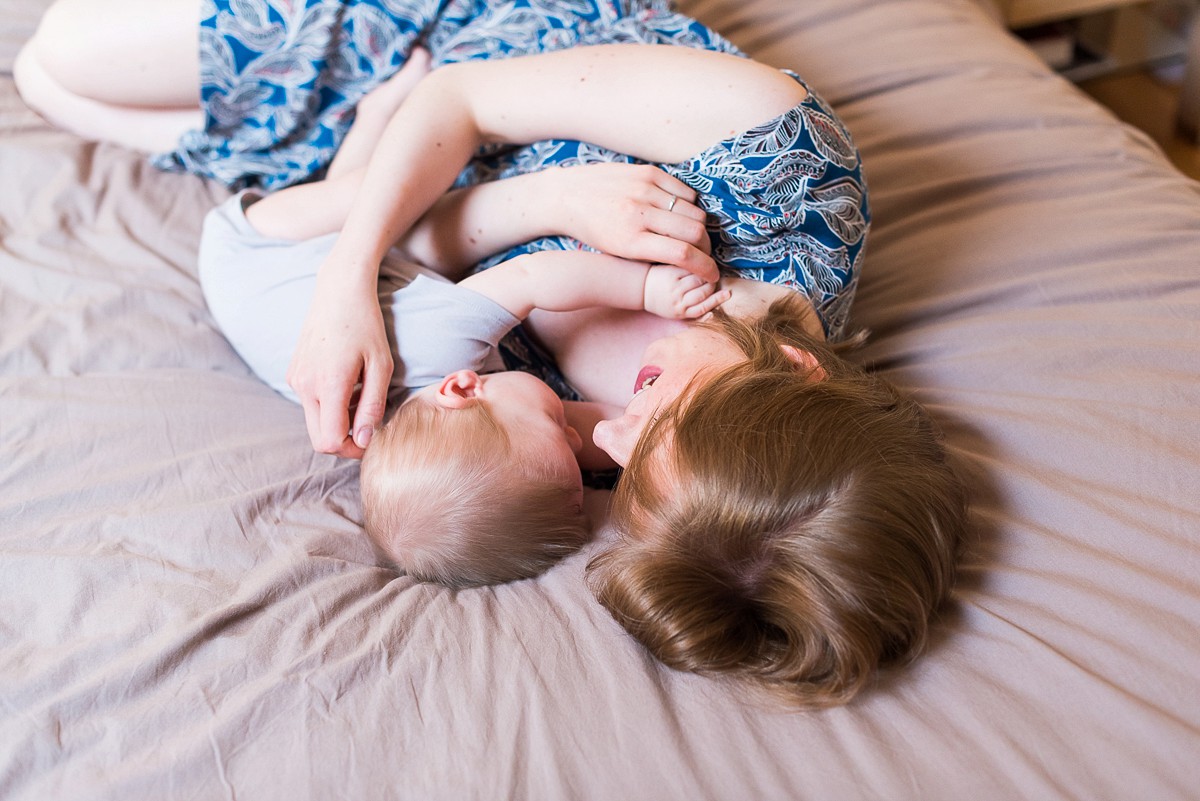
[634,365,661,396]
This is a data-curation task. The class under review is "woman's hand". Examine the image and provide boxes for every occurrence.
[642,265,731,320]
[549,163,719,282]
[286,272,393,459]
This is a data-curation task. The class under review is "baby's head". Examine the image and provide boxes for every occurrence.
[361,370,588,588]
[588,298,967,706]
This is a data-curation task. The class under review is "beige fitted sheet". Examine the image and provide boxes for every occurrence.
[1,1,1198,799]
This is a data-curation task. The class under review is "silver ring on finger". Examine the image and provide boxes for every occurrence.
[666,194,677,213]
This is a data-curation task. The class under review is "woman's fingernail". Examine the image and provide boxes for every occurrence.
[355,427,374,449]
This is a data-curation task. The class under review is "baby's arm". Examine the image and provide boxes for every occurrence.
[460,250,730,320]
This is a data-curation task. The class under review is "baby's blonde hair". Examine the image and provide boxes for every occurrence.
[361,396,589,588]
[587,298,967,707]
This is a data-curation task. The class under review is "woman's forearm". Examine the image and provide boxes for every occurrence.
[398,171,560,278]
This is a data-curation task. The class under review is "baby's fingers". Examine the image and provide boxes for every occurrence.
[681,287,732,319]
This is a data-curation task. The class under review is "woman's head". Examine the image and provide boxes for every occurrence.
[586,297,967,706]
[591,295,828,467]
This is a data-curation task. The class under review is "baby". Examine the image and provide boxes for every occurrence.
[357,248,728,588]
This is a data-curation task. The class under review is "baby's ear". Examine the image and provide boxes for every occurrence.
[779,345,827,381]
[433,370,483,408]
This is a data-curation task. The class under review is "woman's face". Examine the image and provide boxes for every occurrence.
[592,325,746,467]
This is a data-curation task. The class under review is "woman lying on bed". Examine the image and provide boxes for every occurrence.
[17,0,967,707]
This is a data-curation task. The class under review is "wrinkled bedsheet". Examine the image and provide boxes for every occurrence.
[2,0,1198,799]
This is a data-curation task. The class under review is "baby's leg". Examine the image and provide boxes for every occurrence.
[245,49,434,241]
[14,0,201,151]
[326,47,432,180]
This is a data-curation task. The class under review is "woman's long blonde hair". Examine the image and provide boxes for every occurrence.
[587,297,967,706]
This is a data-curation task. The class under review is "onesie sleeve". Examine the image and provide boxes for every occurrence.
[386,275,521,390]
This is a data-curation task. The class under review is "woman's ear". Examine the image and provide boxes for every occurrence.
[779,345,827,381]
[433,370,483,409]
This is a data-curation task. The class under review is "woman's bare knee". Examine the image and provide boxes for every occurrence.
[15,28,201,151]
[32,1,105,97]
[32,0,200,107]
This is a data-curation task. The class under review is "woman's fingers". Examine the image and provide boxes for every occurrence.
[641,198,713,260]
[652,171,698,206]
[550,162,715,274]
[351,353,392,451]
[299,395,326,456]
[292,355,380,459]
[316,378,360,458]
[634,230,718,281]
[644,205,708,245]
[657,192,706,224]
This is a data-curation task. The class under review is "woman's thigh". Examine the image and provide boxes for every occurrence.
[32,0,200,107]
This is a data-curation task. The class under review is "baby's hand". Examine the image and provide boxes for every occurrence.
[642,265,731,320]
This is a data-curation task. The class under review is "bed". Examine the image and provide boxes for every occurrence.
[2,0,1198,798]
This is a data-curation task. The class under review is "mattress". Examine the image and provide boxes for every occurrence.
[2,0,1198,798]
